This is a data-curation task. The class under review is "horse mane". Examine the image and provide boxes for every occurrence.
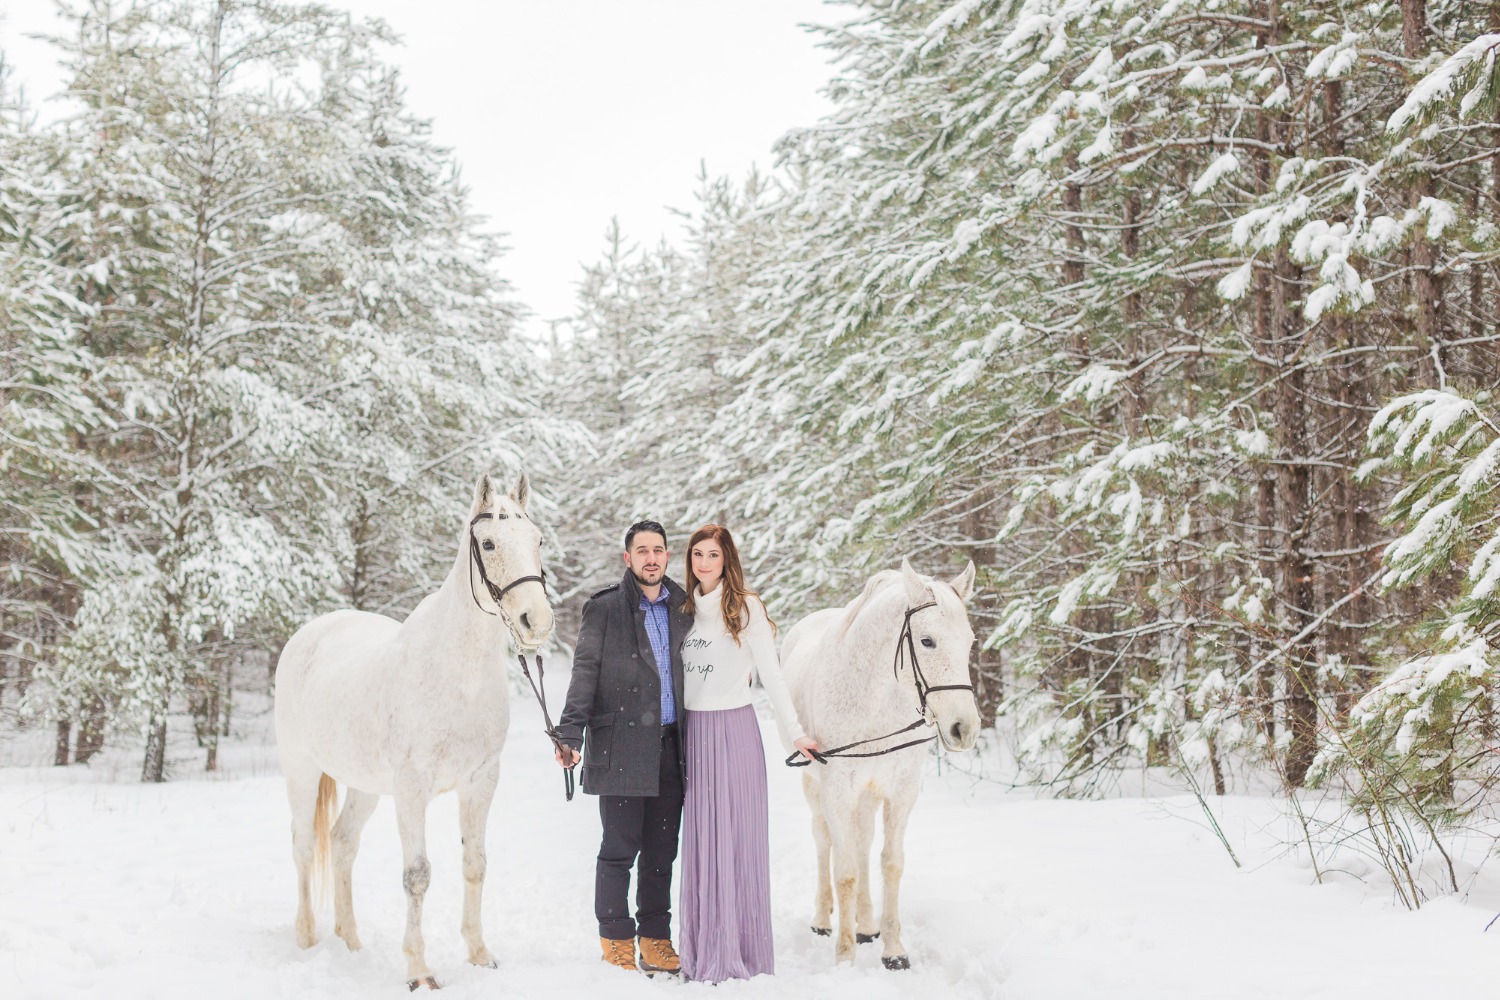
[834,565,965,640]
[834,570,899,639]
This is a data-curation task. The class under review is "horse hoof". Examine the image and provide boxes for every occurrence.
[811,925,831,937]
[857,931,881,944]
[407,976,441,991]
[883,955,911,971]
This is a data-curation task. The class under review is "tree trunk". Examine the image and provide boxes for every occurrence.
[1402,0,1427,58]
[54,718,72,766]
[1273,243,1319,788]
[1412,172,1445,384]
[75,695,107,763]
[220,657,233,738]
[203,679,220,772]
[142,710,168,783]
[962,489,1004,723]
[1062,153,1086,357]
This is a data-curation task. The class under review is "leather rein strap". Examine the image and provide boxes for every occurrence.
[787,597,975,768]
[516,652,574,802]
[467,513,572,801]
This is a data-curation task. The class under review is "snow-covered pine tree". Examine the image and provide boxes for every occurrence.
[0,74,112,762]
[547,168,789,643]
[296,49,577,624]
[6,0,579,779]
[675,0,1500,795]
[544,220,690,642]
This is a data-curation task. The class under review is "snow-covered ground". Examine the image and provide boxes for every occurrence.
[4,682,1500,1000]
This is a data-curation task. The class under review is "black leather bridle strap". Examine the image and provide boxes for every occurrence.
[517,653,574,802]
[785,718,933,767]
[786,594,974,768]
[465,513,567,800]
[467,512,547,616]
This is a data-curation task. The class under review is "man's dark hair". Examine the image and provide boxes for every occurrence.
[625,520,668,551]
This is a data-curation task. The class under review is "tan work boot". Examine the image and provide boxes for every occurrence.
[601,936,638,971]
[637,936,681,975]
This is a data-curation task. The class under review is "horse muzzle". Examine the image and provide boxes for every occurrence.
[933,708,981,752]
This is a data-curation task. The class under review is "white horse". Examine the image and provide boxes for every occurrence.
[782,558,980,970]
[273,472,552,989]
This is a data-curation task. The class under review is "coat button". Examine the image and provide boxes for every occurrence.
[628,721,636,727]
[632,653,638,659]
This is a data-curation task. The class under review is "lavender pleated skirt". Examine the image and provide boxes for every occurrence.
[679,704,775,983]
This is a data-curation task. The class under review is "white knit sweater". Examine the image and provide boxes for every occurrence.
[682,586,807,750]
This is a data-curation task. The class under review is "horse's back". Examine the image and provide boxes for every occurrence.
[781,607,844,688]
[278,609,400,685]
[275,609,401,764]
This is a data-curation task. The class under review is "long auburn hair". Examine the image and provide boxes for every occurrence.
[682,524,774,645]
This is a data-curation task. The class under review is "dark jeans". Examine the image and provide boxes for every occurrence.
[596,725,684,941]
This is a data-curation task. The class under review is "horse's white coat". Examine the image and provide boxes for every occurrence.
[273,473,553,986]
[782,559,980,968]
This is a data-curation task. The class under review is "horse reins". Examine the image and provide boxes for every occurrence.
[467,512,574,801]
[786,598,974,768]
[516,652,574,801]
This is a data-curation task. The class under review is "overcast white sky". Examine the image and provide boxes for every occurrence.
[0,0,839,339]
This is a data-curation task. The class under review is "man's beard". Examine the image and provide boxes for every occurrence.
[631,566,664,587]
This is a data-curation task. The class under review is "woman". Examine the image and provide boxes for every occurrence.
[678,524,818,983]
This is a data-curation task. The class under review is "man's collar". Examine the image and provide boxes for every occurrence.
[620,570,686,607]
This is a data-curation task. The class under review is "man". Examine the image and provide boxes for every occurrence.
[556,520,691,974]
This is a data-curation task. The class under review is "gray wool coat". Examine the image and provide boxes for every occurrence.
[556,570,691,797]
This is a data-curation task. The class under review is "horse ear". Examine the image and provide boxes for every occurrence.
[949,561,977,603]
[900,557,927,605]
[471,473,495,516]
[510,471,530,512]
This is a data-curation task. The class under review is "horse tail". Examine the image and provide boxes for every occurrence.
[313,773,337,903]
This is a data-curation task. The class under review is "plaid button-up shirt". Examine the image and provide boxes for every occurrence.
[640,587,676,725]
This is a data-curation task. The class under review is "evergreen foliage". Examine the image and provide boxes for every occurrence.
[559,0,1500,813]
[0,0,572,779]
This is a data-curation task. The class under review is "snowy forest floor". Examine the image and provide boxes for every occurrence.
[4,677,1500,1000]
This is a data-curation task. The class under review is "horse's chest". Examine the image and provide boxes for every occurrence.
[427,702,507,751]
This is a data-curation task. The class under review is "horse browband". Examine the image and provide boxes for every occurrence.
[787,596,974,768]
[467,512,547,614]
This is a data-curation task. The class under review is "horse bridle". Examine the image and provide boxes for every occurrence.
[467,512,548,615]
[787,597,975,767]
[467,512,574,800]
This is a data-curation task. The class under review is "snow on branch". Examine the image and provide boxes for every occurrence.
[1388,33,1500,133]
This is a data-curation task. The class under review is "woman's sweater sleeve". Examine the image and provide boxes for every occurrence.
[748,598,807,749]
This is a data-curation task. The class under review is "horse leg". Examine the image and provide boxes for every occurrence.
[394,788,437,988]
[331,788,379,951]
[803,774,833,936]
[458,760,500,968]
[878,791,917,970]
[854,792,880,943]
[284,767,323,949]
[821,784,861,964]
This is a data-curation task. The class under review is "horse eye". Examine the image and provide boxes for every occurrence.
[921,638,936,649]
[482,540,495,551]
